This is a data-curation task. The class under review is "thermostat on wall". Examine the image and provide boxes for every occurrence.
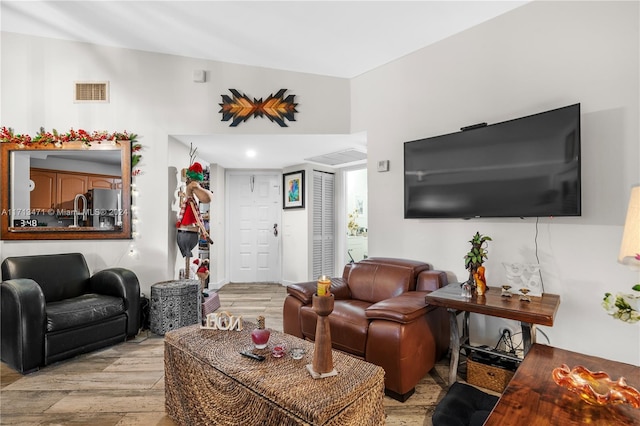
[377,160,389,172]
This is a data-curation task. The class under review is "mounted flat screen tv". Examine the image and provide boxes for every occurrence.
[404,104,581,218]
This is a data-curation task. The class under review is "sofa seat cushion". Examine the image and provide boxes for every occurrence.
[46,293,125,332]
[300,299,371,357]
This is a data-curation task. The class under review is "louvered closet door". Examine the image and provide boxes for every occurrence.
[312,171,335,279]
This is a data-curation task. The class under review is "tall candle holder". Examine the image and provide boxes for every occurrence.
[317,275,331,296]
[307,293,337,378]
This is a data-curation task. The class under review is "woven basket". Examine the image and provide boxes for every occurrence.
[467,358,515,393]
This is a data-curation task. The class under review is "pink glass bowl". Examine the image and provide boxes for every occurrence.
[272,343,287,358]
[552,364,640,408]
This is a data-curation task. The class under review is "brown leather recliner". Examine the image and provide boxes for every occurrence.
[283,257,450,401]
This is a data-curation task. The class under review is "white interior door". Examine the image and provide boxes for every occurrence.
[228,173,281,283]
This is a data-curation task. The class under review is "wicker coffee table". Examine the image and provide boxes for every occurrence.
[164,324,385,425]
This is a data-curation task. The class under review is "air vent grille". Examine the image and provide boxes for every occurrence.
[304,148,367,167]
[75,82,109,102]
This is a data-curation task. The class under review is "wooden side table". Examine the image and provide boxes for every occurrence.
[425,283,560,385]
[485,344,640,425]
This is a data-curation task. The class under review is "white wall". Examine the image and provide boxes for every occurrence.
[1,32,350,296]
[282,208,309,285]
[281,163,315,285]
[352,1,639,365]
[209,163,226,288]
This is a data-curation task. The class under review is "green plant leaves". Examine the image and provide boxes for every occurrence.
[464,232,491,270]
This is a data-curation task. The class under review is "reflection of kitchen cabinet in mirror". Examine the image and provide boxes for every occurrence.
[1,140,132,240]
[89,175,122,189]
[29,169,123,228]
[55,172,88,211]
[30,169,57,210]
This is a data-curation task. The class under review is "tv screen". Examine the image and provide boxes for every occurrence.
[404,104,581,218]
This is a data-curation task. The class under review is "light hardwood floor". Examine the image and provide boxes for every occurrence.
[0,283,459,425]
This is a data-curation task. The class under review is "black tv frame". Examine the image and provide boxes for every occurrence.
[403,104,581,219]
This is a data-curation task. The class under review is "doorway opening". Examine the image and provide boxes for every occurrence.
[345,168,367,263]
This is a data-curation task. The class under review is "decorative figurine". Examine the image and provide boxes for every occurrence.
[196,259,210,296]
[176,161,213,279]
[474,265,487,296]
[501,285,513,297]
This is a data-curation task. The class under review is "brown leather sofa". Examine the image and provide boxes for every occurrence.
[283,257,450,401]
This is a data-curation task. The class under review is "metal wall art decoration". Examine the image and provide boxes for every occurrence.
[219,89,297,127]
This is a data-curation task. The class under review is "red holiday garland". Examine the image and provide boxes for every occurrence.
[0,126,142,175]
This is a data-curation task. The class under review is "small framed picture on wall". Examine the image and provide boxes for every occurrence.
[283,170,305,209]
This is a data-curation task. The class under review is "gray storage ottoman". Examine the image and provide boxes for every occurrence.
[150,279,201,335]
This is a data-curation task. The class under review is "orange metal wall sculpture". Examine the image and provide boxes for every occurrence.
[219,89,298,127]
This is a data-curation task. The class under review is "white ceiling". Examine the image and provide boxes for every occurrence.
[1,0,528,169]
[173,132,369,170]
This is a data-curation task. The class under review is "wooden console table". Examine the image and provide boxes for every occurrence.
[485,344,640,425]
[425,283,560,385]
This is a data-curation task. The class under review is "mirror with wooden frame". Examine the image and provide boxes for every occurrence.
[1,140,132,240]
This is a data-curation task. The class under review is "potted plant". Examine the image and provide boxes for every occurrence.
[464,232,492,289]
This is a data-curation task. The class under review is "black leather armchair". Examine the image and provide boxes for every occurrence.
[1,253,140,373]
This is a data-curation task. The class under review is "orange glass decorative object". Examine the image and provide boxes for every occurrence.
[552,364,640,408]
[474,266,487,296]
[477,265,486,282]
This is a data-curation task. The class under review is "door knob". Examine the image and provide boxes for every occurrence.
[273,223,278,237]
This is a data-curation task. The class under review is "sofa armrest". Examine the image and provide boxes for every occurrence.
[287,278,350,304]
[90,268,140,337]
[0,278,46,373]
[286,281,316,305]
[365,291,440,324]
[417,270,449,292]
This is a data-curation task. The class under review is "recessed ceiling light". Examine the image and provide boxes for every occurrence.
[246,149,256,158]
